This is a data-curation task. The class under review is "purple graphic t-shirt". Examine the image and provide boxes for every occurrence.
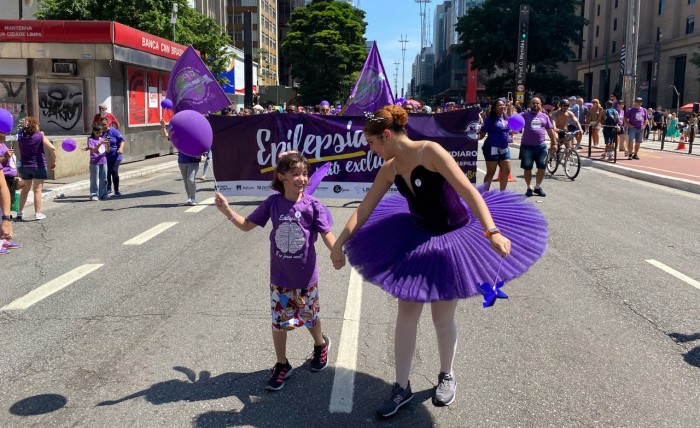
[521,111,553,146]
[88,137,107,165]
[482,116,510,148]
[625,107,648,129]
[247,193,332,289]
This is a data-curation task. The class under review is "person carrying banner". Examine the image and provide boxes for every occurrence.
[214,151,337,392]
[330,105,547,418]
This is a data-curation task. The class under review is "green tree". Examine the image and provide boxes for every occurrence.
[281,0,367,104]
[691,48,700,80]
[455,0,584,96]
[35,0,232,83]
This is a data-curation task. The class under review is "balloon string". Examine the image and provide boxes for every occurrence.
[492,258,504,285]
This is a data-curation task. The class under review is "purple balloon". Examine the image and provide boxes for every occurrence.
[62,138,77,152]
[0,108,12,133]
[507,114,525,132]
[169,110,212,157]
[161,98,173,110]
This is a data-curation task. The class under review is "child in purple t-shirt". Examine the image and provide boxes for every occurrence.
[214,151,336,391]
[83,125,109,200]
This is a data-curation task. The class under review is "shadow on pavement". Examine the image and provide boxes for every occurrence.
[9,393,67,416]
[668,332,700,368]
[96,365,435,426]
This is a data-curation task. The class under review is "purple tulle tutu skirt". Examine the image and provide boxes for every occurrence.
[344,188,548,302]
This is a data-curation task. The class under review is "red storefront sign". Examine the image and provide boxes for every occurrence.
[0,20,189,60]
[0,20,112,43]
[113,23,188,60]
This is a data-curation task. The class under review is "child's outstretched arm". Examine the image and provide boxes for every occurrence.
[214,192,257,232]
[320,231,336,252]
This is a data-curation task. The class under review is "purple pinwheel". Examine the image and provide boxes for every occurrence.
[477,281,508,308]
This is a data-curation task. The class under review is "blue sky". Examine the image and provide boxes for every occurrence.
[361,1,424,97]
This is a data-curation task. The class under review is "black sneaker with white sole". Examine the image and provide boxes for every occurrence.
[310,334,331,372]
[376,382,413,418]
[265,360,294,391]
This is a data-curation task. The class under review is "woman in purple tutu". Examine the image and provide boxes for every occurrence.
[330,105,547,418]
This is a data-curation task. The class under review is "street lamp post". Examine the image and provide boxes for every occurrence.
[399,35,409,98]
[670,84,680,119]
[171,3,178,42]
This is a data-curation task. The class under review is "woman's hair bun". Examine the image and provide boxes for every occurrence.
[385,105,408,127]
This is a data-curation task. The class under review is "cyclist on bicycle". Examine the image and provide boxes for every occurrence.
[551,98,584,151]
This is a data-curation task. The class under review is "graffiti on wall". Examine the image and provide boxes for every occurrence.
[38,81,83,134]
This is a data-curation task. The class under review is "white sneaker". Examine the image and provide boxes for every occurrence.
[186,199,197,206]
[90,195,99,201]
[35,213,46,220]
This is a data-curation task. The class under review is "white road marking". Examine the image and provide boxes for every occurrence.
[1,264,104,311]
[329,267,363,413]
[646,260,700,291]
[123,222,178,245]
[185,197,215,213]
[477,167,487,175]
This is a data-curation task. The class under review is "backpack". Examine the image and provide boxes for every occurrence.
[604,108,618,126]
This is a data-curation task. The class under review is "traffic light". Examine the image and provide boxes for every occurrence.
[521,21,528,39]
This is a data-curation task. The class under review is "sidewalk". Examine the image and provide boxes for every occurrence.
[21,138,700,202]
[26,155,178,204]
[511,134,700,195]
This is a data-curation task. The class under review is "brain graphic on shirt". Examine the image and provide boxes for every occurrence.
[275,222,305,254]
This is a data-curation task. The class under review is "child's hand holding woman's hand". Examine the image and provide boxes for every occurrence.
[330,243,346,270]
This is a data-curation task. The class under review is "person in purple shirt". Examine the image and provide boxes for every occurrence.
[0,132,24,216]
[625,97,649,160]
[83,125,109,200]
[519,98,558,197]
[99,118,125,197]
[17,117,56,221]
[214,151,336,392]
[478,99,512,191]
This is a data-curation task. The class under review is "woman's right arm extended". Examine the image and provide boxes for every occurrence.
[331,162,393,269]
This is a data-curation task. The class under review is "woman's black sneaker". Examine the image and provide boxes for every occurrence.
[376,382,413,418]
[265,360,294,391]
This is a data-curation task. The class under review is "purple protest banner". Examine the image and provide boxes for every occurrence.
[167,45,231,114]
[210,109,480,199]
[343,42,395,116]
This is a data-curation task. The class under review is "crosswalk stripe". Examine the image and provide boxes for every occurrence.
[646,259,700,291]
[185,197,215,213]
[123,222,178,245]
[1,264,104,311]
[329,267,364,413]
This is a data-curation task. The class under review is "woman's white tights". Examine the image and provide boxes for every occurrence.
[394,299,458,388]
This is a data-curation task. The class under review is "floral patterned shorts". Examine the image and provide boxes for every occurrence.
[270,283,319,332]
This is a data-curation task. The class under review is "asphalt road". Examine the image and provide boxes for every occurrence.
[1,154,699,427]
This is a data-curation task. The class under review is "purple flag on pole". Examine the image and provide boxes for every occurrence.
[344,42,395,116]
[167,45,231,114]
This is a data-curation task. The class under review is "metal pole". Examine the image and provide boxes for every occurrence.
[394,59,400,99]
[171,3,178,42]
[622,0,640,108]
[670,85,680,119]
[399,35,409,98]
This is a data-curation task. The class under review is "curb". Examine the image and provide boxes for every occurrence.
[39,160,179,202]
[580,157,700,195]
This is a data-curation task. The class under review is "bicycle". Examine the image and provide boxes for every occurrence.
[546,130,581,180]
